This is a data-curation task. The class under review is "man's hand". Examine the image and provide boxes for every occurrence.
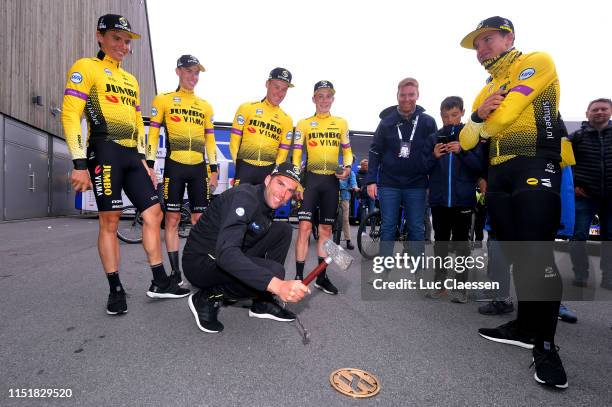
[209,172,219,191]
[367,183,377,200]
[575,186,588,198]
[433,143,447,158]
[477,90,506,120]
[267,277,310,303]
[335,167,350,180]
[71,169,92,192]
[142,160,158,187]
[446,141,461,154]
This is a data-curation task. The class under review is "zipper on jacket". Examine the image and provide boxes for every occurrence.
[600,130,605,196]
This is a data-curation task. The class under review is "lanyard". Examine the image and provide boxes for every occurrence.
[396,115,420,142]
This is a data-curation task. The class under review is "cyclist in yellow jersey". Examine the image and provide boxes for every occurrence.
[146,55,218,284]
[459,16,567,389]
[61,14,189,316]
[292,81,352,295]
[229,67,294,185]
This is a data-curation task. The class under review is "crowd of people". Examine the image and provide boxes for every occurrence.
[61,13,611,391]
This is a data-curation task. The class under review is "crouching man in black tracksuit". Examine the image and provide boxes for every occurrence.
[183,163,310,333]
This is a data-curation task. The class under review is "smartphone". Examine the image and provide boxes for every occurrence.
[437,134,450,145]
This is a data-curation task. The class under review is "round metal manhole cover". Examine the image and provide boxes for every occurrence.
[329,368,380,398]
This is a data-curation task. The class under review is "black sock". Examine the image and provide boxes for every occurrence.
[295,261,305,279]
[151,263,169,284]
[168,251,180,272]
[107,271,124,293]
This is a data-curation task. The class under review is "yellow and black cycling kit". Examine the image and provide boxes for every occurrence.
[229,99,293,166]
[293,113,353,224]
[62,50,145,169]
[292,113,353,174]
[61,50,158,213]
[459,49,561,166]
[146,87,217,168]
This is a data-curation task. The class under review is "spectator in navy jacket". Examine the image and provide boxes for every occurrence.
[367,77,438,265]
[423,96,484,302]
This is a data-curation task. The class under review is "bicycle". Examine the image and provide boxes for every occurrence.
[357,206,408,260]
[117,185,192,244]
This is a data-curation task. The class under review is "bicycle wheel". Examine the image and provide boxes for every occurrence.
[357,210,382,259]
[117,206,143,244]
[178,206,192,239]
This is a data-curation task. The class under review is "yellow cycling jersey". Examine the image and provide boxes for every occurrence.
[460,50,561,166]
[292,113,353,175]
[146,87,217,166]
[62,51,145,164]
[229,99,293,166]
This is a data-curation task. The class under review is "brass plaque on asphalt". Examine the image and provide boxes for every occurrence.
[329,368,380,398]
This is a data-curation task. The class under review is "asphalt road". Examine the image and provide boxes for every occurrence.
[1,216,611,406]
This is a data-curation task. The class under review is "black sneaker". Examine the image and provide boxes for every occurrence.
[478,300,514,315]
[558,304,577,323]
[146,278,190,299]
[346,240,355,250]
[170,269,184,286]
[106,290,127,315]
[249,299,296,322]
[531,344,568,389]
[478,320,535,349]
[314,275,338,295]
[188,291,224,333]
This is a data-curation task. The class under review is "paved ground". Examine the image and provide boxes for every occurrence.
[1,216,611,406]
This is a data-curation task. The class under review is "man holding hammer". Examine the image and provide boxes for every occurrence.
[182,163,310,333]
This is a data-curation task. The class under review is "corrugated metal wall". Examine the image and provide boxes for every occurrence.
[0,0,157,138]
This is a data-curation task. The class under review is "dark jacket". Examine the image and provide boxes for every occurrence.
[367,105,438,188]
[356,168,369,199]
[424,123,484,207]
[568,121,612,198]
[183,183,275,291]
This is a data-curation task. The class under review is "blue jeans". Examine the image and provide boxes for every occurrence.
[378,187,426,258]
[569,196,612,283]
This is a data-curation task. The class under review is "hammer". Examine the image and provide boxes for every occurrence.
[303,239,354,285]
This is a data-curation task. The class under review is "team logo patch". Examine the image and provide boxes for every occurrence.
[173,97,181,103]
[256,109,263,115]
[247,126,256,133]
[519,68,535,81]
[70,72,83,84]
[310,121,318,127]
[151,107,158,117]
[286,132,293,140]
[526,178,538,186]
[119,17,128,27]
[237,114,245,125]
[308,140,317,147]
[104,68,112,76]
[170,115,181,122]
[105,95,119,103]
[235,207,245,216]
[294,131,302,141]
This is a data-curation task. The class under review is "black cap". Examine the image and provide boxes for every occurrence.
[97,14,140,39]
[270,163,302,190]
[314,80,335,94]
[177,55,205,72]
[268,67,294,87]
[460,16,514,49]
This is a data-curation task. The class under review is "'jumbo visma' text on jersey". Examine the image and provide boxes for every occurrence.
[229,99,293,166]
[460,51,561,166]
[146,88,217,166]
[292,113,353,175]
[62,51,145,162]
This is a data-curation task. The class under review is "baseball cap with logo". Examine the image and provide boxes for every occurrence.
[314,80,335,95]
[97,14,140,39]
[270,162,302,190]
[268,67,294,87]
[460,16,514,49]
[177,55,205,72]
